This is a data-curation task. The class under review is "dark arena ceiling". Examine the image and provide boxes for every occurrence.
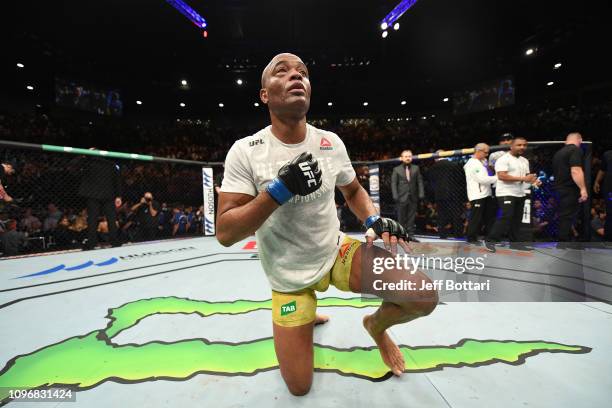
[3,0,612,118]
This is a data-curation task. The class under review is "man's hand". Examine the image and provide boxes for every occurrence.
[140,197,146,204]
[593,181,601,194]
[579,188,588,203]
[523,174,537,183]
[266,152,322,205]
[364,215,410,255]
[3,194,13,203]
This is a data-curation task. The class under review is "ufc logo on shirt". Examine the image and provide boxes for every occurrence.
[298,162,317,187]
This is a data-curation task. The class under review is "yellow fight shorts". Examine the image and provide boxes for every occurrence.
[271,235,361,327]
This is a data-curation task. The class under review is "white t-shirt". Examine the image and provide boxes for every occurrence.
[464,157,497,201]
[220,124,356,292]
[494,153,530,197]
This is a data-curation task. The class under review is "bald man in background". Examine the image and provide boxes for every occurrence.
[552,132,588,243]
[464,143,497,243]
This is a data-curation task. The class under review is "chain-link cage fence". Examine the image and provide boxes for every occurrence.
[0,140,224,257]
[344,141,593,241]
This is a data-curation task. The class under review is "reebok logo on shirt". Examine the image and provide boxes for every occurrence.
[320,137,333,150]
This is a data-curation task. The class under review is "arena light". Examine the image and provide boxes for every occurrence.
[253,102,259,107]
[218,102,224,108]
[554,62,562,69]
[525,48,535,56]
[382,31,388,38]
[363,101,369,106]
[380,0,419,33]
[136,100,143,105]
[26,85,34,91]
[181,79,188,86]
[179,102,186,107]
[166,0,207,29]
[547,81,554,86]
[328,102,333,106]
[401,100,407,105]
[236,78,243,85]
[393,22,400,30]
[443,97,449,102]
[16,63,24,68]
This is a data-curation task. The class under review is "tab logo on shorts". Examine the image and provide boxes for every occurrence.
[280,301,297,316]
[320,137,333,151]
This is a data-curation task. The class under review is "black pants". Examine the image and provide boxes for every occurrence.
[466,196,497,241]
[556,188,580,242]
[137,225,158,242]
[437,199,464,238]
[487,196,526,242]
[397,200,417,236]
[86,198,118,247]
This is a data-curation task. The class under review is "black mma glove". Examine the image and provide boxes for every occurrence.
[364,215,408,241]
[266,152,323,205]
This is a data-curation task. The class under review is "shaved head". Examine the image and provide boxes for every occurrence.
[566,132,582,145]
[261,53,306,88]
[475,143,490,152]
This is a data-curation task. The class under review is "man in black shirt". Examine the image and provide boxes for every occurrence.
[551,133,588,242]
[131,191,160,242]
[594,149,612,242]
[0,160,16,203]
[77,153,122,249]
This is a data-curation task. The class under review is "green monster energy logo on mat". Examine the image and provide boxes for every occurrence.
[280,301,297,316]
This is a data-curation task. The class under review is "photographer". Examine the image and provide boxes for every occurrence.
[131,192,160,242]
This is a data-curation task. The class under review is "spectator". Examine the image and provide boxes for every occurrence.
[20,208,42,234]
[464,143,498,243]
[75,150,122,249]
[591,210,605,241]
[131,192,160,241]
[43,203,62,232]
[391,150,424,241]
[172,205,188,236]
[552,133,588,243]
[485,137,540,251]
[0,159,16,202]
[1,219,26,256]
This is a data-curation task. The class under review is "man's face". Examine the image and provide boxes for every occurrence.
[500,139,512,146]
[477,147,490,159]
[3,164,15,175]
[510,138,527,156]
[400,151,413,164]
[260,53,311,119]
[144,192,153,201]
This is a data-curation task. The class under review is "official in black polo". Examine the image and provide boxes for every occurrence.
[77,149,122,249]
[391,150,424,241]
[552,133,588,242]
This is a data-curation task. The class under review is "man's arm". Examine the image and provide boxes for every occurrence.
[337,178,377,224]
[497,171,534,183]
[571,166,588,202]
[391,168,399,201]
[216,191,279,247]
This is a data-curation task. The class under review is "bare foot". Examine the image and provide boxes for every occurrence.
[315,314,330,325]
[363,314,405,376]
